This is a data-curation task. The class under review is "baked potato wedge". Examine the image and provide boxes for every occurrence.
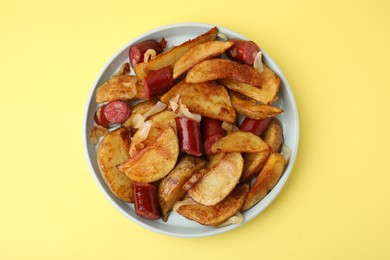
[117,127,179,183]
[230,91,283,120]
[186,58,262,87]
[262,118,284,153]
[241,148,271,182]
[96,75,138,103]
[182,153,225,192]
[182,168,207,192]
[188,152,243,206]
[129,110,176,157]
[97,127,134,202]
[173,40,234,79]
[211,131,270,154]
[219,63,280,104]
[159,156,206,221]
[176,183,250,226]
[242,153,286,211]
[134,27,218,80]
[160,81,236,123]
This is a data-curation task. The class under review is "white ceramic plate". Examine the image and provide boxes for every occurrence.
[83,22,299,238]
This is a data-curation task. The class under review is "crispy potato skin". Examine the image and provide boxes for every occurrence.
[134,27,218,80]
[262,118,284,153]
[188,153,243,206]
[177,183,250,226]
[219,63,280,105]
[186,58,262,87]
[96,75,138,103]
[161,81,236,123]
[117,127,179,183]
[211,131,270,154]
[242,153,286,211]
[97,128,134,202]
[158,156,206,221]
[173,40,234,79]
[229,91,283,120]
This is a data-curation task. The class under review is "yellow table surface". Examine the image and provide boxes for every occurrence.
[1,0,389,259]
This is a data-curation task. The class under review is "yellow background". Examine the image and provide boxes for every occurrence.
[1,0,389,259]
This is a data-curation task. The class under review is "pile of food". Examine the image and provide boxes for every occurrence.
[90,26,290,227]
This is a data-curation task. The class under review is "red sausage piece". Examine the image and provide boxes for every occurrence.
[94,105,111,128]
[129,38,167,67]
[240,117,273,136]
[176,117,203,156]
[202,117,225,155]
[143,66,174,99]
[133,182,160,220]
[226,39,260,66]
[102,100,131,124]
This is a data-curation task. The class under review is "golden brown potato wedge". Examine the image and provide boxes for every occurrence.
[122,100,157,132]
[97,127,134,202]
[117,127,179,183]
[229,91,283,120]
[219,63,280,105]
[188,152,243,206]
[241,148,271,182]
[177,183,249,226]
[242,153,286,211]
[159,156,206,221]
[96,75,138,103]
[173,41,234,79]
[160,80,236,123]
[210,131,270,154]
[134,27,218,80]
[262,118,284,153]
[185,58,262,87]
[128,110,177,157]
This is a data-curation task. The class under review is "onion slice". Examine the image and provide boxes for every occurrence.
[132,101,167,130]
[169,95,202,122]
[253,51,263,73]
[168,95,181,112]
[132,114,145,129]
[281,144,291,163]
[142,101,167,119]
[143,49,157,63]
[217,32,229,41]
[131,120,152,144]
[178,104,201,122]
